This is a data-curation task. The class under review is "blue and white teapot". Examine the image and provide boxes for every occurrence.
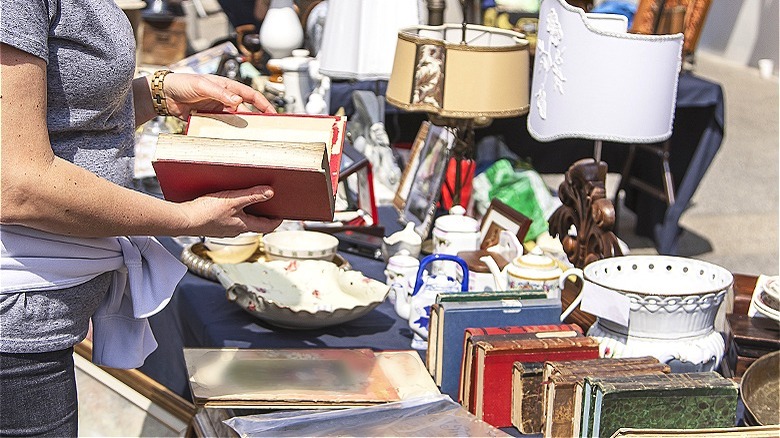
[407,254,469,350]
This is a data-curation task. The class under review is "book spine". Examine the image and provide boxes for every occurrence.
[427,303,442,380]
[512,361,545,435]
[545,377,581,438]
[481,336,601,354]
[475,343,600,428]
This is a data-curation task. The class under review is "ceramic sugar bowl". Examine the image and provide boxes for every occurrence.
[482,247,577,298]
[432,206,480,278]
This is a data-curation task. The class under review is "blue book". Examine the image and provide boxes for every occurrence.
[426,297,562,400]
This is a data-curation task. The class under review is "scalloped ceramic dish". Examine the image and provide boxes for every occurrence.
[214,259,389,329]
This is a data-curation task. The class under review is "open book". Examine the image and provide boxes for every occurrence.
[152,112,347,221]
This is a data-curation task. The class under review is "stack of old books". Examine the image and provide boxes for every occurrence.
[510,355,740,437]
[457,324,600,428]
[425,290,562,401]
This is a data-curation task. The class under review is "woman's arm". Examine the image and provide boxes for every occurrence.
[1,43,281,238]
[133,70,276,127]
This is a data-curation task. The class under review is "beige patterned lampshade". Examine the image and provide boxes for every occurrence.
[386,24,531,119]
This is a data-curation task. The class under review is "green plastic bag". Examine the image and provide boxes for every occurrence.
[481,159,550,242]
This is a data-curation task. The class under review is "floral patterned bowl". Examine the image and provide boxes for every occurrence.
[214,259,389,329]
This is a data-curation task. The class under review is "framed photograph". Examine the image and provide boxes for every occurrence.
[400,124,456,238]
[479,198,533,250]
[338,143,378,226]
[393,121,430,213]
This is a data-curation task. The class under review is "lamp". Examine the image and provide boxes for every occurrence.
[386,22,530,205]
[527,0,682,269]
[318,0,420,80]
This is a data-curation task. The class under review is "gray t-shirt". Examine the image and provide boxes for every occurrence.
[0,0,138,353]
[1,0,137,186]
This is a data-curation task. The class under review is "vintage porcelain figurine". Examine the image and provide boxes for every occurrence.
[481,246,577,298]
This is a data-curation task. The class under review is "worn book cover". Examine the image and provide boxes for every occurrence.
[184,348,401,408]
[469,336,600,428]
[425,297,562,400]
[459,325,583,407]
[511,361,545,434]
[582,372,738,438]
[543,361,670,438]
[153,112,346,221]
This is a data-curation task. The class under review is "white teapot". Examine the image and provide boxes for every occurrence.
[480,247,578,299]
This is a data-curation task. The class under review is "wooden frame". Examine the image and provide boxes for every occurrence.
[478,198,533,250]
[393,121,431,213]
[399,123,456,239]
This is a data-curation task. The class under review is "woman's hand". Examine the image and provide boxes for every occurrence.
[159,73,276,119]
[178,185,283,237]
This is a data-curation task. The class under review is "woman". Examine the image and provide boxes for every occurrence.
[0,1,282,435]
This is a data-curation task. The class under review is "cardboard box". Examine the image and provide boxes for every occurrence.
[140,18,187,66]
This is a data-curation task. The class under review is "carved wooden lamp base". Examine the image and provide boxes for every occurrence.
[549,158,623,269]
[551,158,623,330]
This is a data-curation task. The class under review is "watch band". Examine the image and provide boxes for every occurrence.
[150,69,172,116]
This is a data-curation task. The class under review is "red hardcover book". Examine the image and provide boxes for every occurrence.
[458,324,583,405]
[470,336,600,428]
[152,112,346,222]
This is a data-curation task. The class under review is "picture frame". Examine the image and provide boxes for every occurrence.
[338,142,378,226]
[479,198,533,250]
[400,123,456,239]
[393,121,431,213]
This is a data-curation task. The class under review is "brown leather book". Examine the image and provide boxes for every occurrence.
[511,361,545,434]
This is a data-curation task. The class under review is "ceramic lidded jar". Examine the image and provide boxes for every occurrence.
[385,250,420,316]
[432,206,480,277]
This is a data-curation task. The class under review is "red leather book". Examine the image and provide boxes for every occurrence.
[469,336,600,428]
[153,112,346,222]
[458,324,583,405]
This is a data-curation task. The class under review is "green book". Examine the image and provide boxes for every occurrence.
[435,290,546,303]
[581,372,738,438]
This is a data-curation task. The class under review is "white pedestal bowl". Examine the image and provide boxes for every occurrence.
[581,255,732,372]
